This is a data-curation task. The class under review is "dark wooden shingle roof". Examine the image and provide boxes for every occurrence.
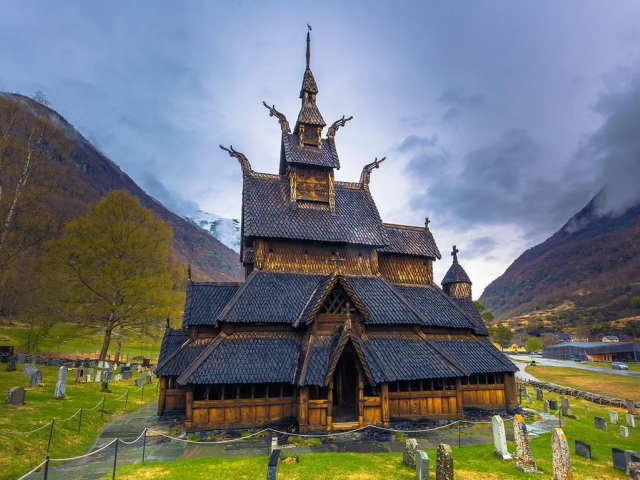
[182,282,242,327]
[452,297,489,336]
[156,328,189,368]
[379,224,441,259]
[282,134,339,168]
[242,175,389,246]
[432,336,518,373]
[155,337,213,377]
[442,262,471,285]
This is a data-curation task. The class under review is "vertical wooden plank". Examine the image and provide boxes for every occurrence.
[380,383,390,427]
[327,382,334,431]
[299,386,309,433]
[157,377,167,416]
[358,373,365,427]
[454,378,463,419]
[185,387,194,430]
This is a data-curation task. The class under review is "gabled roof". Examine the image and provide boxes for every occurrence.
[442,262,471,285]
[242,175,389,246]
[176,331,303,385]
[301,68,318,95]
[432,336,518,373]
[182,282,242,327]
[379,224,441,259]
[296,99,325,126]
[155,336,213,377]
[156,328,190,368]
[451,297,489,336]
[282,134,339,169]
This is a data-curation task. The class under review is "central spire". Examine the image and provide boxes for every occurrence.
[294,27,325,146]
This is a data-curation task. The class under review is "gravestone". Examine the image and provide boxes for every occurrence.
[123,371,132,380]
[627,399,637,415]
[525,395,532,404]
[54,366,67,399]
[23,363,36,377]
[595,416,607,430]
[416,450,429,480]
[561,397,572,416]
[75,367,85,383]
[74,360,81,367]
[620,426,629,438]
[583,404,589,411]
[101,380,111,393]
[403,438,418,467]
[551,428,572,480]
[52,359,60,366]
[5,386,26,405]
[513,414,539,473]
[98,361,104,368]
[543,400,550,413]
[114,374,122,381]
[87,368,94,376]
[90,361,96,367]
[492,415,511,460]
[104,361,109,369]
[102,370,113,381]
[146,374,153,384]
[535,388,543,401]
[575,440,591,459]
[612,448,627,471]
[548,400,558,410]
[86,374,92,383]
[6,357,16,372]
[436,444,453,480]
[29,369,42,387]
[627,414,636,428]
[17,354,25,364]
[267,449,280,480]
[135,377,144,387]
[629,463,640,480]
[94,370,102,382]
[610,411,619,424]
[269,436,278,454]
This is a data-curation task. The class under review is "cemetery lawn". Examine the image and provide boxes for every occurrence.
[525,365,640,399]
[0,321,162,360]
[106,396,634,479]
[0,364,157,480]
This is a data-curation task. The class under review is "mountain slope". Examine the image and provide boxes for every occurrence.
[1,92,243,282]
[480,190,640,323]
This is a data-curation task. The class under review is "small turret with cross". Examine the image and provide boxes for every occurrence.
[451,245,459,263]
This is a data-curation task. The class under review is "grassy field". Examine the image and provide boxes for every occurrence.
[586,361,640,372]
[0,364,158,480]
[103,394,634,479]
[0,321,163,360]
[526,365,640,400]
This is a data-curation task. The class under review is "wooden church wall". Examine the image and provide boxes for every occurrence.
[189,397,295,429]
[388,390,458,420]
[157,377,187,415]
[378,254,433,285]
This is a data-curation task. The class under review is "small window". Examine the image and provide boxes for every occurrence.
[388,382,398,393]
[282,384,294,397]
[461,376,469,385]
[433,379,444,391]
[223,385,238,400]
[254,384,267,398]
[209,385,222,400]
[364,384,379,396]
[193,385,207,401]
[239,384,252,399]
[268,384,281,398]
[268,248,274,253]
[399,380,410,392]
[424,379,433,391]
[410,380,422,392]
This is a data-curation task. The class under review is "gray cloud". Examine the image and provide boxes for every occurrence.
[141,173,199,215]
[438,87,484,123]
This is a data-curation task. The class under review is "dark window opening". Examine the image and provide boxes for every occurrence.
[388,381,398,393]
[268,384,281,398]
[254,384,267,398]
[320,284,351,315]
[410,379,422,392]
[309,385,329,400]
[193,385,208,401]
[208,385,222,400]
[282,384,294,397]
[239,384,252,399]
[363,383,379,396]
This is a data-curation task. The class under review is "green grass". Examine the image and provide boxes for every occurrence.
[0,321,163,360]
[526,365,640,399]
[0,364,158,480]
[586,361,640,372]
[104,394,634,479]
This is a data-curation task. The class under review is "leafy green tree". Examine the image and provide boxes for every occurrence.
[474,301,495,326]
[525,337,544,352]
[46,190,183,360]
[493,324,512,350]
[474,301,485,313]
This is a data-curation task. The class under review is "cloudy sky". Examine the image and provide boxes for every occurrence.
[1,1,639,297]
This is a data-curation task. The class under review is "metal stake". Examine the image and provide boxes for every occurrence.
[142,428,147,463]
[101,396,106,418]
[43,455,50,480]
[458,422,461,448]
[141,383,144,401]
[78,407,83,433]
[124,390,129,410]
[112,437,119,480]
[559,407,562,427]
[46,419,55,453]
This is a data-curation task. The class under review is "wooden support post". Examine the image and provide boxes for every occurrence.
[185,386,194,430]
[380,383,390,428]
[504,373,517,411]
[327,382,334,431]
[298,386,309,433]
[455,378,464,419]
[358,372,364,427]
[157,377,167,415]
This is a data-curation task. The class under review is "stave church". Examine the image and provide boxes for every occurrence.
[155,31,517,432]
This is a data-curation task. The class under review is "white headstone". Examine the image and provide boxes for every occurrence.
[610,411,619,424]
[98,361,104,368]
[620,426,629,438]
[627,414,636,428]
[416,450,430,480]
[86,374,92,383]
[492,415,512,460]
[114,374,122,381]
[54,366,67,399]
[94,370,102,382]
[104,361,109,369]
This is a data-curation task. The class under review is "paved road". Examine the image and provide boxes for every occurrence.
[510,355,640,378]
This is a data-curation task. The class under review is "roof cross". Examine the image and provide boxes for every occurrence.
[425,217,430,230]
[333,252,346,273]
[451,245,459,263]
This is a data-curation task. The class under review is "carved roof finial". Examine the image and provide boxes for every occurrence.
[262,102,291,134]
[220,145,253,176]
[425,217,431,230]
[452,245,459,263]
[327,115,353,139]
[360,157,386,189]
[187,263,192,281]
[166,313,170,329]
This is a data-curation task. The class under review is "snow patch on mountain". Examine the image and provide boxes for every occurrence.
[183,210,241,252]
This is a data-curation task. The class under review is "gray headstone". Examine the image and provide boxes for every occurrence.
[551,428,572,480]
[54,366,67,399]
[416,450,429,480]
[103,370,113,381]
[535,388,543,401]
[627,399,637,415]
[627,414,636,428]
[561,397,572,416]
[610,410,619,424]
[543,400,549,413]
[29,369,42,387]
[5,357,16,372]
[52,359,60,366]
[17,354,25,364]
[612,448,627,471]
[123,371,132,380]
[435,444,453,480]
[101,380,110,393]
[23,363,36,377]
[583,403,589,411]
[5,386,26,405]
[595,416,607,430]
[525,395,532,404]
[98,361,104,368]
[87,368,94,376]
[90,361,96,367]
[492,415,511,460]
[135,377,143,387]
[403,438,418,467]
[620,425,629,438]
[548,400,558,410]
[104,361,109,369]
[94,370,102,382]
[514,414,538,473]
[575,440,591,459]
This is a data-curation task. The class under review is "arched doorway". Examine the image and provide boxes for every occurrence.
[332,351,359,422]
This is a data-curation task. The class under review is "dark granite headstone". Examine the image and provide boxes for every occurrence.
[5,386,26,405]
[123,370,132,380]
[575,440,591,459]
[548,400,558,410]
[595,416,607,430]
[29,369,42,387]
[266,449,280,480]
[135,377,144,387]
[5,357,16,372]
[52,359,60,366]
[17,354,25,364]
[101,380,110,393]
[102,370,113,381]
[613,448,627,471]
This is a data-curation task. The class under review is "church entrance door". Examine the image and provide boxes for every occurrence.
[332,352,358,422]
